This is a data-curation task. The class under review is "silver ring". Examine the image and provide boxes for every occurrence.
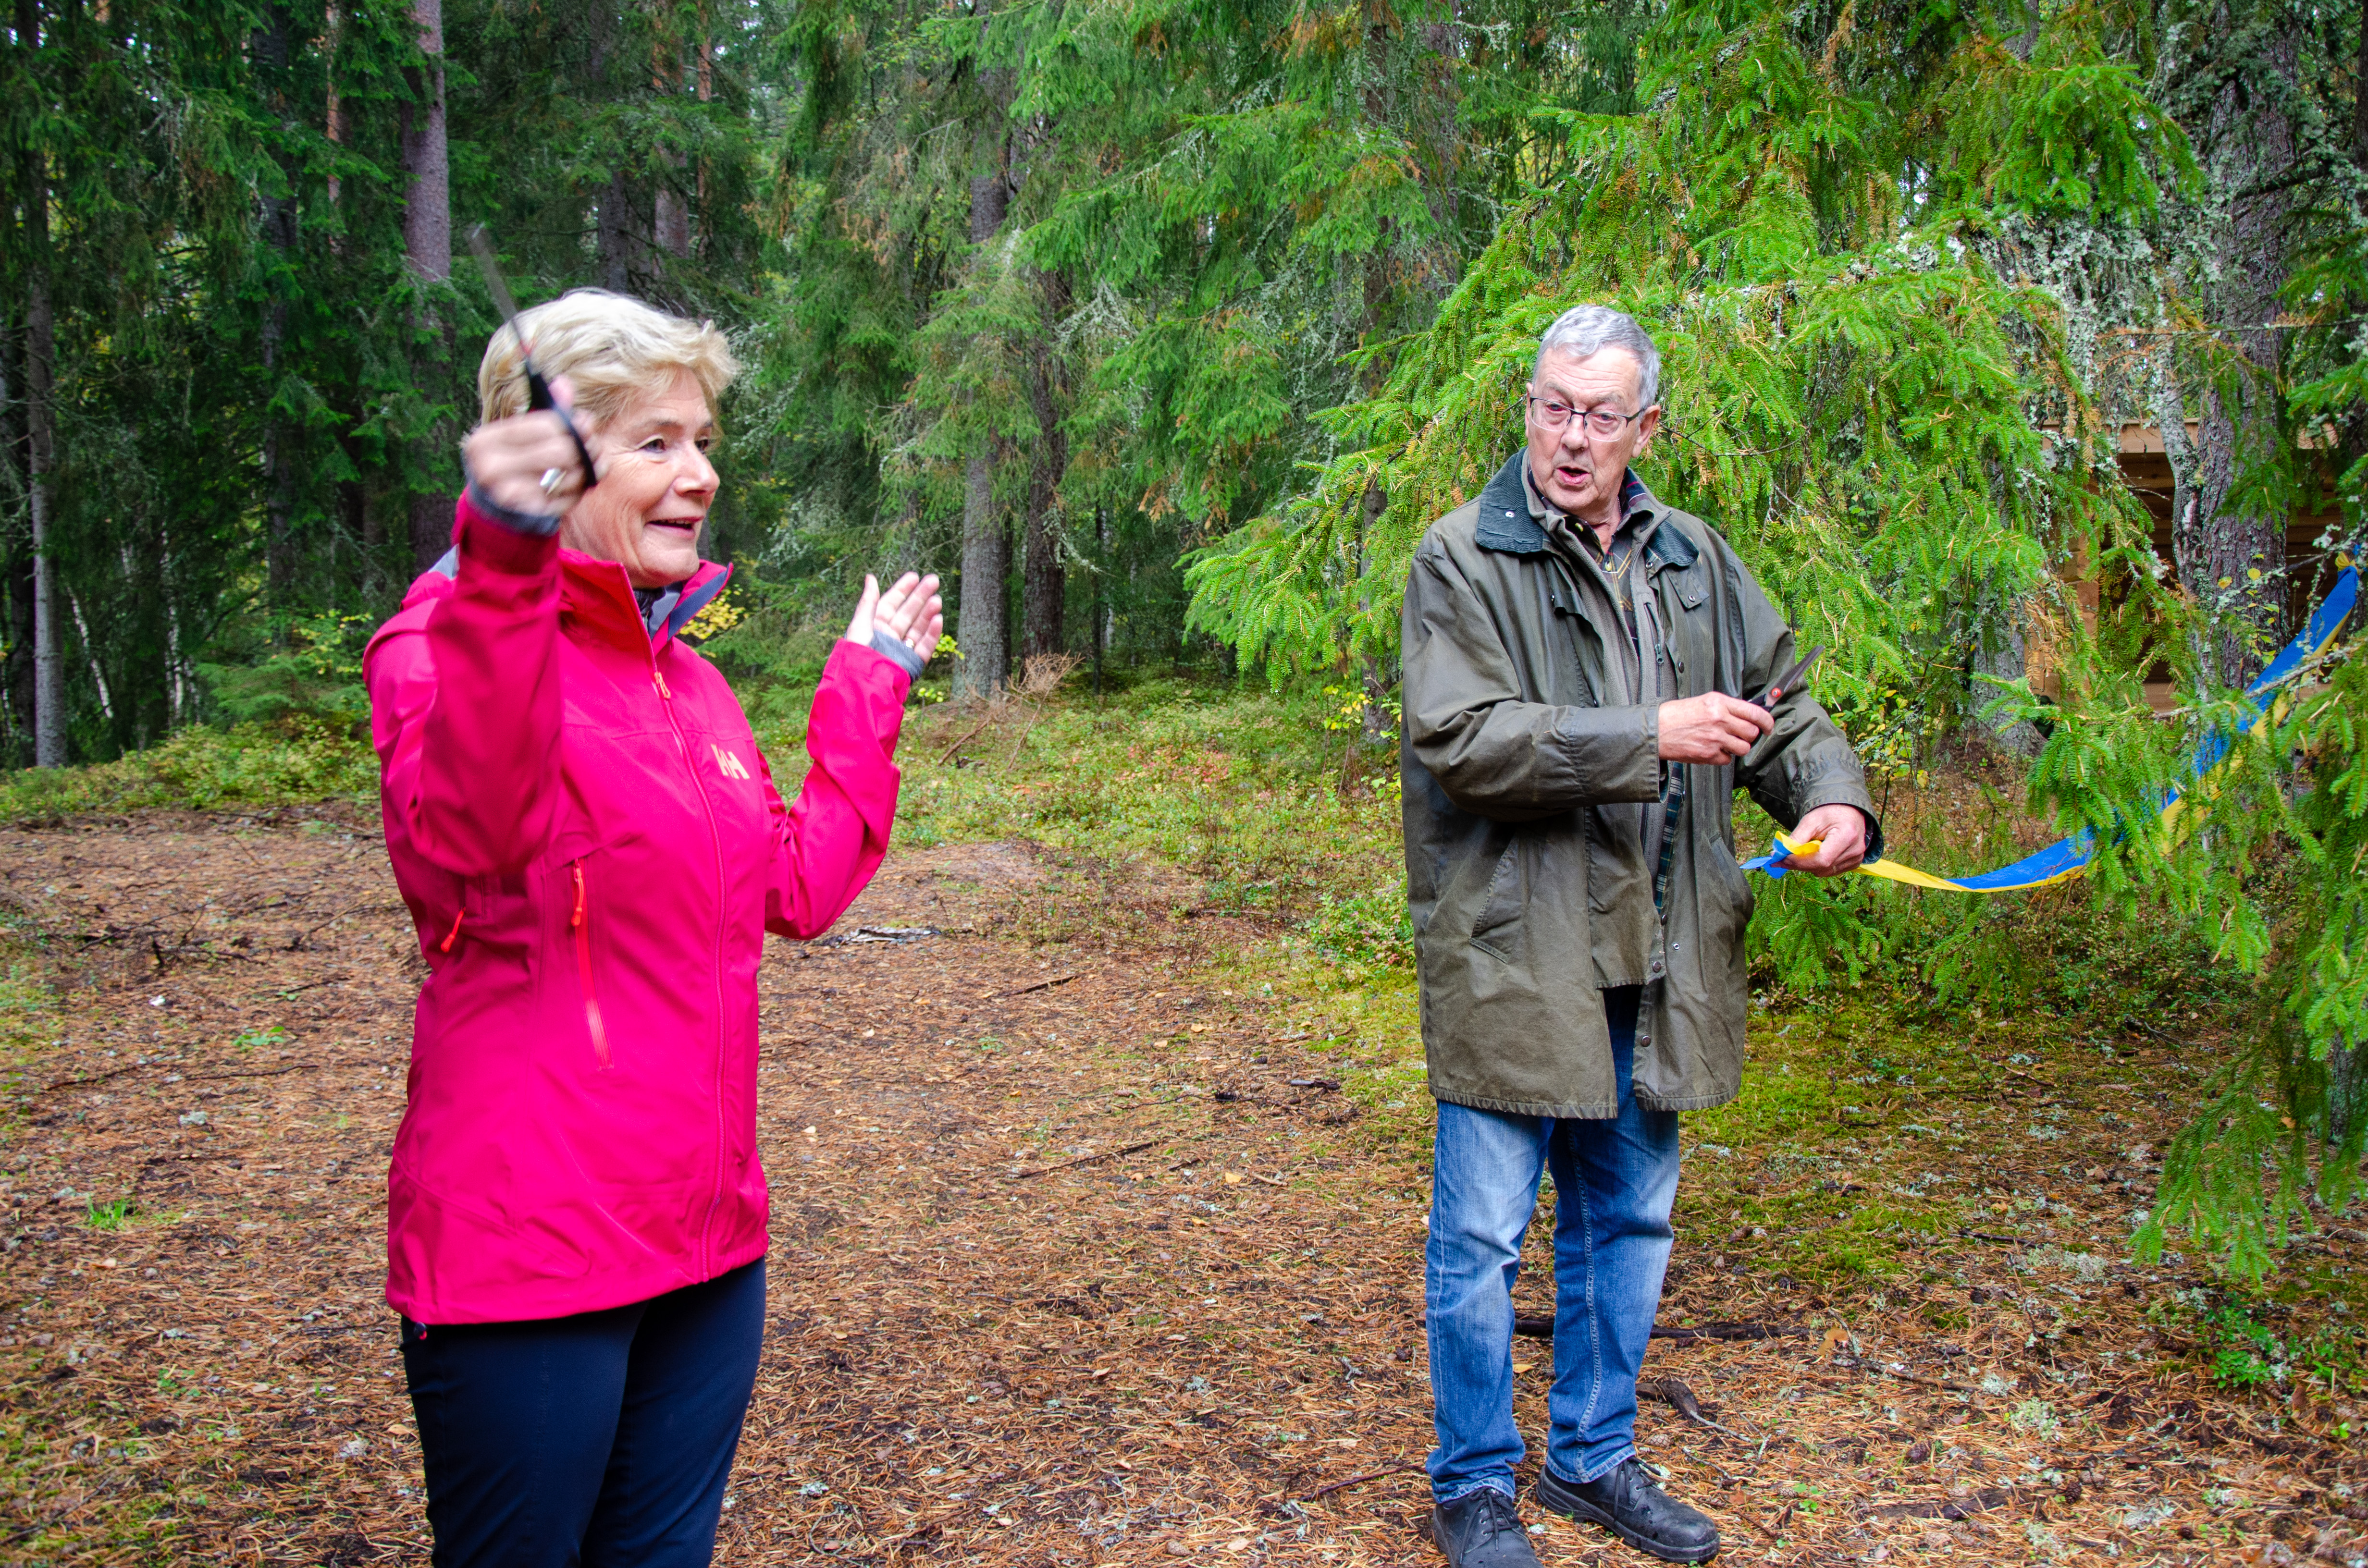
[539,466,565,495]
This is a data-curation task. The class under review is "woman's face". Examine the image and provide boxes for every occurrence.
[560,368,719,588]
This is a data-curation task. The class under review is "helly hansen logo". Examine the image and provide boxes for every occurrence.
[711,745,752,781]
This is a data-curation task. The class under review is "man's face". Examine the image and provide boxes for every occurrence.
[1524,346,1660,525]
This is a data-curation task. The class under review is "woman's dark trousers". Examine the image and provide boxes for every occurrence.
[399,1260,765,1568]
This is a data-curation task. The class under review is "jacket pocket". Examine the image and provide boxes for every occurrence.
[1469,834,1525,959]
[570,859,612,1069]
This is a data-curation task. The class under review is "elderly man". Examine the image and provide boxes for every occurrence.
[1401,305,1880,1566]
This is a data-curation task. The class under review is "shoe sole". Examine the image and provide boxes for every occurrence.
[1534,1478,1719,1564]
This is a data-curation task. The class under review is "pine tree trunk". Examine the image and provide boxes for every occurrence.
[598,172,636,293]
[22,134,64,768]
[959,450,1007,700]
[2179,16,2301,687]
[589,4,638,293]
[1356,480,1391,742]
[1020,269,1070,662]
[954,168,1011,701]
[654,28,693,264]
[401,0,450,283]
[255,7,301,615]
[402,0,455,572]
[1091,505,1107,695]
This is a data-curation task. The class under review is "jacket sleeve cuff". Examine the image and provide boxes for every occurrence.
[867,629,927,677]
[834,637,916,695]
[462,479,564,538]
[1796,789,1886,863]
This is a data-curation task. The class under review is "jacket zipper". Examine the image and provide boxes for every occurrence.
[649,656,733,1278]
[571,860,611,1069]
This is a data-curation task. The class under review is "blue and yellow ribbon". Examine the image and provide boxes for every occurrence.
[1744,565,2361,893]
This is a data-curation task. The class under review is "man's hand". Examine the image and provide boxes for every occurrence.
[1657,692,1775,765]
[1780,804,1869,876]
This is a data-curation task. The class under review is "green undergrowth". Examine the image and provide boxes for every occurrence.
[0,717,374,824]
[791,677,1407,918]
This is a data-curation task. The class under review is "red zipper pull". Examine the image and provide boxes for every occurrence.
[570,860,610,1068]
[653,668,671,700]
[439,908,465,953]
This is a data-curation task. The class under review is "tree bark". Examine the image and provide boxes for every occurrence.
[2178,18,2302,687]
[254,6,301,614]
[18,0,63,766]
[597,172,637,293]
[589,3,639,293]
[1356,479,1393,742]
[400,0,450,283]
[954,162,1011,701]
[23,152,63,768]
[1020,269,1070,662]
[402,0,455,572]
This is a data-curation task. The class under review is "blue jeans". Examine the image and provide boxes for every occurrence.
[1425,987,1680,1503]
[401,1260,765,1568]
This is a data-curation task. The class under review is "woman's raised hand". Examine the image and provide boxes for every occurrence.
[844,572,945,664]
[459,375,597,515]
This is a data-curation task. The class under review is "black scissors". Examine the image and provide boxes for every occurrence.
[1754,643,1823,709]
[465,225,600,490]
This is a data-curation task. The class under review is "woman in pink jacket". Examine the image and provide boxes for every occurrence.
[364,289,940,1568]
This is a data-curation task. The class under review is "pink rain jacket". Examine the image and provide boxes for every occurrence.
[364,494,909,1323]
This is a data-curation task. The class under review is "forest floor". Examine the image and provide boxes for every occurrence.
[0,801,2364,1566]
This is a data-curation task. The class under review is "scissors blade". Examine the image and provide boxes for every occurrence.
[466,225,525,334]
[461,224,597,483]
[1756,644,1824,709]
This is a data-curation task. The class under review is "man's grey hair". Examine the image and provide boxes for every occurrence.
[1533,305,1661,409]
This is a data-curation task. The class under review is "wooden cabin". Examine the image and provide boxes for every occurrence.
[2037,423,2348,710]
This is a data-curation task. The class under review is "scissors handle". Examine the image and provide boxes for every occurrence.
[525,368,601,490]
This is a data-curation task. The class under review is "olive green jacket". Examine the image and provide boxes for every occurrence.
[1400,452,1881,1117]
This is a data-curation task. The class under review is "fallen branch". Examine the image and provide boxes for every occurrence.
[1001,971,1085,998]
[2122,1014,2197,1051]
[1861,1485,2017,1522]
[28,1059,159,1097]
[1649,1321,1801,1343]
[1509,1317,1799,1343]
[814,925,941,948]
[934,711,1000,765]
[1644,1377,1743,1437]
[1300,1460,1423,1502]
[1954,1229,2027,1245]
[1008,1138,1160,1180]
[1835,1357,1981,1395]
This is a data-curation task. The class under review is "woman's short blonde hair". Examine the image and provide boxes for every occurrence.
[475,289,739,431]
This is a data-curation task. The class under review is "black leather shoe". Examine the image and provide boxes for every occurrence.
[1431,1486,1542,1568]
[1536,1458,1720,1563]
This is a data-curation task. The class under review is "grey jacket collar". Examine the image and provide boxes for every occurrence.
[1473,451,1697,572]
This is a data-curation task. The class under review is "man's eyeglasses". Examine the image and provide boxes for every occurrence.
[1526,396,1649,438]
